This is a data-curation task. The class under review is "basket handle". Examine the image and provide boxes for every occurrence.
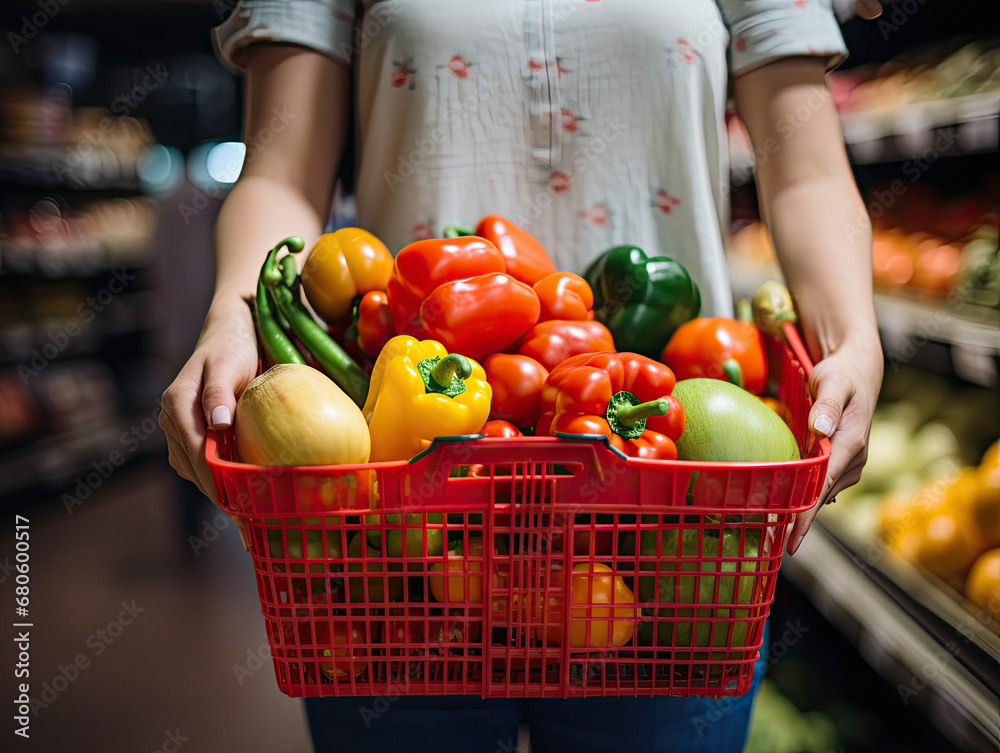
[406,433,627,483]
[782,321,815,376]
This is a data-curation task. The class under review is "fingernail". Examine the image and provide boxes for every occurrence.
[813,413,834,436]
[210,405,232,428]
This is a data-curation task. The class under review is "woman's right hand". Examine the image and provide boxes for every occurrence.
[159,297,259,535]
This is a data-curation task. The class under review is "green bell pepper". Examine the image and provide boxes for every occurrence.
[584,245,700,358]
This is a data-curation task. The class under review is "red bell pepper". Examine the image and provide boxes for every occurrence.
[353,290,394,358]
[538,352,684,459]
[518,319,615,372]
[533,272,594,322]
[659,302,766,395]
[484,353,549,428]
[387,236,507,337]
[421,273,540,362]
[473,215,556,286]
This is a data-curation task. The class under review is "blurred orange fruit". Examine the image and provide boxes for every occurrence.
[941,468,980,514]
[974,440,1000,547]
[914,504,987,580]
[980,439,1000,477]
[964,548,1000,623]
[879,491,921,543]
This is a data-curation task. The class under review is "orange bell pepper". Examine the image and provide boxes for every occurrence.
[302,228,394,325]
[533,272,594,322]
[660,301,766,395]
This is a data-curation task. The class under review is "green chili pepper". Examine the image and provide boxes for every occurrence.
[443,224,475,239]
[263,237,370,407]
[255,276,305,366]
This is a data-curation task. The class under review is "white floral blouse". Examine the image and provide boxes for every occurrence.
[215,0,846,316]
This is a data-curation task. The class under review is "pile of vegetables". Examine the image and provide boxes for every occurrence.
[232,217,811,679]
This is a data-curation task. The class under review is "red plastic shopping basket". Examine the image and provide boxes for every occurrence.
[207,326,829,699]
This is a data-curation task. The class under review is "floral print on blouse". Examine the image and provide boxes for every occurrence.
[215,0,846,316]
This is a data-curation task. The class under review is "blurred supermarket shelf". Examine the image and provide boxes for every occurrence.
[783,522,1000,752]
[727,255,1000,386]
[0,410,164,506]
[841,92,1000,164]
[729,90,999,181]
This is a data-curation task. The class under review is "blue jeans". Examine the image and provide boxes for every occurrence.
[305,622,768,753]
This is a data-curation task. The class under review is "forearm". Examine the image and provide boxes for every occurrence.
[211,176,328,312]
[210,43,349,317]
[736,57,878,359]
[762,175,878,359]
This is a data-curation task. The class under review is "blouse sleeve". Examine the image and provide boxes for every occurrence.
[213,0,356,72]
[714,0,848,75]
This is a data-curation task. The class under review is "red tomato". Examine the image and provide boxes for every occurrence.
[301,619,370,681]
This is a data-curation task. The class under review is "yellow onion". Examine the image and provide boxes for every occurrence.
[236,364,370,465]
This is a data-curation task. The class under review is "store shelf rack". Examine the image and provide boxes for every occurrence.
[727,259,1000,387]
[783,521,1000,752]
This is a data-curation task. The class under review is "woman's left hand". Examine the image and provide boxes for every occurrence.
[786,334,883,554]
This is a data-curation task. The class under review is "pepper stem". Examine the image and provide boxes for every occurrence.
[616,398,669,427]
[721,358,744,389]
[443,224,475,239]
[605,390,669,439]
[418,354,471,397]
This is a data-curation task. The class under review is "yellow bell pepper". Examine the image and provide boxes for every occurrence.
[301,228,394,325]
[365,335,491,462]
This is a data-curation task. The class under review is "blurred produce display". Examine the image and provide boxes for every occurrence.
[745,679,839,753]
[0,70,163,507]
[822,364,1000,629]
[1,196,157,275]
[831,40,1000,116]
[732,212,998,309]
[0,85,156,190]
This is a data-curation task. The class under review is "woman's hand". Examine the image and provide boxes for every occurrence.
[159,297,259,543]
[786,333,883,554]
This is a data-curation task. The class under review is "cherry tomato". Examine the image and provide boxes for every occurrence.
[480,419,523,438]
